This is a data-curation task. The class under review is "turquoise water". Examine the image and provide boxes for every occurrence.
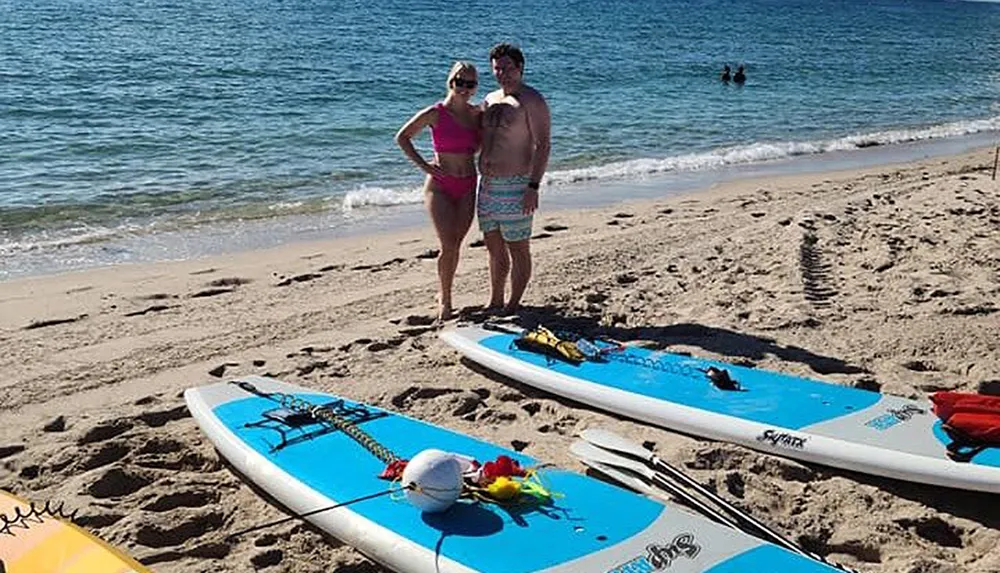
[2,0,1000,277]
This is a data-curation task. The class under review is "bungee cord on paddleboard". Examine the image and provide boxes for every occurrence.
[0,500,77,536]
[230,379,556,518]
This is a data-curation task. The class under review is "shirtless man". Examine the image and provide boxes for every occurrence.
[478,43,551,313]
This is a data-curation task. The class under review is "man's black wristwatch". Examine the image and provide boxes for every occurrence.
[527,181,540,190]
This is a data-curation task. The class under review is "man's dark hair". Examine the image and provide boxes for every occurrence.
[489,43,525,70]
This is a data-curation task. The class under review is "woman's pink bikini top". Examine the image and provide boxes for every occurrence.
[431,103,479,155]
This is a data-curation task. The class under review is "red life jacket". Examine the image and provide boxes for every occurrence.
[931,391,1000,444]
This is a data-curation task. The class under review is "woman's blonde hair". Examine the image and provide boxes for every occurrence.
[446,61,477,90]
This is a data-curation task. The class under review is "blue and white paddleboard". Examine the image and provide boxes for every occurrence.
[185,376,839,572]
[440,325,1000,493]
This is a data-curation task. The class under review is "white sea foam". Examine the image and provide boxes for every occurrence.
[0,224,135,256]
[341,185,424,212]
[334,115,1000,215]
[546,116,1000,186]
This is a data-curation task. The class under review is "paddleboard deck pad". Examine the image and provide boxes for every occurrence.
[185,376,839,572]
[0,490,148,573]
[440,324,1000,493]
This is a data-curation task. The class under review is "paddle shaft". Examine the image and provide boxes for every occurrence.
[582,456,740,529]
[648,457,807,556]
[572,440,743,530]
[648,459,857,572]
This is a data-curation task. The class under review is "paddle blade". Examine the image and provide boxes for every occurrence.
[569,440,657,480]
[577,457,665,499]
[579,428,655,462]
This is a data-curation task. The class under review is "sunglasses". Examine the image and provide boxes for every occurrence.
[452,78,478,89]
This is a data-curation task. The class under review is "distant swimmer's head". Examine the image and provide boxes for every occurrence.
[489,42,525,91]
[447,61,478,98]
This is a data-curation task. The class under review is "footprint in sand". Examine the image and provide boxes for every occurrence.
[520,402,542,416]
[722,473,746,498]
[536,414,578,436]
[800,533,881,565]
[23,314,88,330]
[125,304,173,317]
[208,277,252,287]
[390,386,461,409]
[391,387,497,421]
[398,326,437,337]
[78,441,131,471]
[134,510,226,548]
[141,488,219,512]
[133,441,219,473]
[189,287,234,298]
[87,466,152,499]
[350,258,407,272]
[43,416,66,432]
[74,511,127,529]
[895,516,964,548]
[208,362,240,377]
[136,405,191,428]
[0,444,25,460]
[467,408,517,424]
[902,360,939,373]
[140,293,175,300]
[251,549,284,568]
[275,272,323,287]
[366,338,404,352]
[78,419,134,445]
[750,456,818,483]
[688,445,750,471]
[451,393,483,417]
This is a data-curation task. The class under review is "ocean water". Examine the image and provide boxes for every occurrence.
[2,0,999,278]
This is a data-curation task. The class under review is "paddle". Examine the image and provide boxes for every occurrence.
[579,429,859,572]
[570,440,739,529]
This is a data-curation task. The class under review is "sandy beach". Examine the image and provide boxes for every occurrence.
[2,146,999,572]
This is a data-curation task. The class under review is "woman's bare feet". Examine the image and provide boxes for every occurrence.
[438,305,455,321]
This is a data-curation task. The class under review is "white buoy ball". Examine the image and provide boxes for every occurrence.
[402,449,463,513]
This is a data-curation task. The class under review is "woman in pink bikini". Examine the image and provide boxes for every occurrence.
[396,61,482,320]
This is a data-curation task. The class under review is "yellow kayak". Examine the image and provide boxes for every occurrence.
[0,490,148,573]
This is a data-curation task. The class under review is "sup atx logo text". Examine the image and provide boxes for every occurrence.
[756,429,807,449]
[607,533,702,572]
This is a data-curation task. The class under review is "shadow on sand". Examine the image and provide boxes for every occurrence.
[459,303,867,377]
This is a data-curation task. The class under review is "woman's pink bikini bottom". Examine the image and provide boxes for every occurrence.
[432,173,477,201]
